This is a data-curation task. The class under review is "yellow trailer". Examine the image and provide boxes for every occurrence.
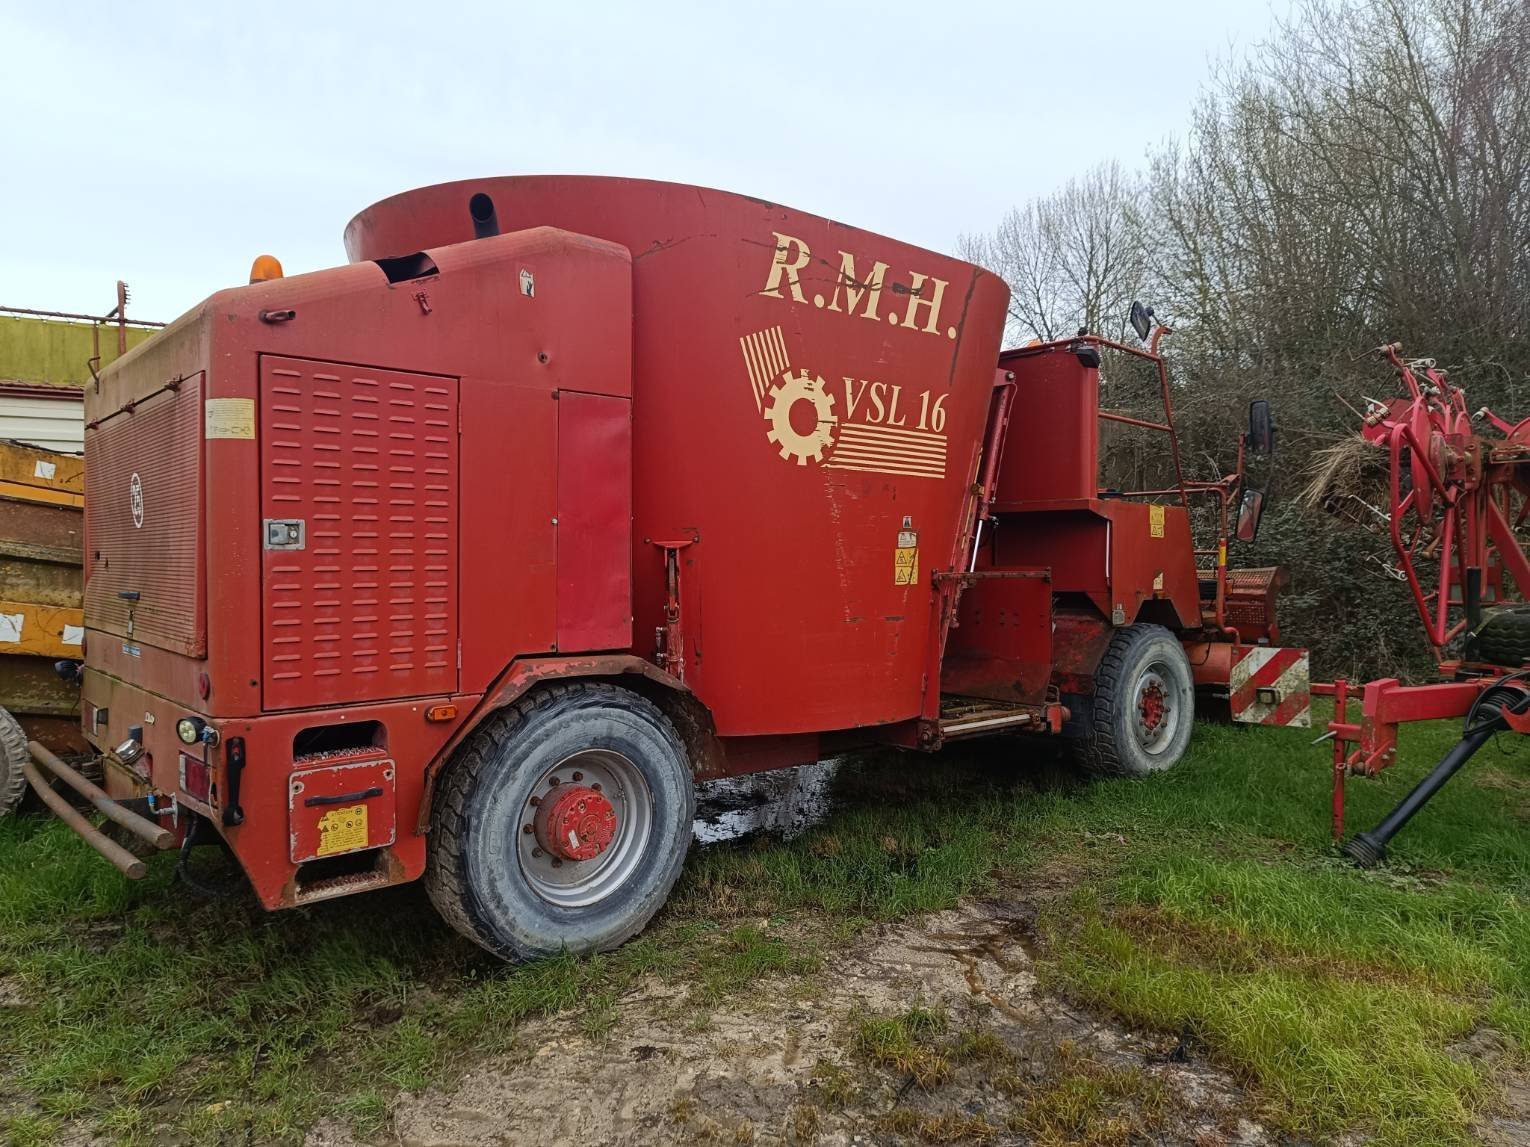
[0,436,86,815]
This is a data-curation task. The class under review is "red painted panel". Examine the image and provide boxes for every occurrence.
[344,177,1011,737]
[83,372,206,656]
[1101,502,1201,629]
[287,753,398,863]
[557,391,632,651]
[994,347,1098,506]
[260,356,459,709]
[941,574,1054,704]
[997,510,1108,598]
[459,383,558,691]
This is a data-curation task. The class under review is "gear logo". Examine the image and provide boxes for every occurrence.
[738,323,948,478]
[764,370,838,465]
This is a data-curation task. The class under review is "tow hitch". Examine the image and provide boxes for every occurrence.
[23,741,174,878]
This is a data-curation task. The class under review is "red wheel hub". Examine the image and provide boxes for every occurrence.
[1140,684,1166,731]
[535,785,618,861]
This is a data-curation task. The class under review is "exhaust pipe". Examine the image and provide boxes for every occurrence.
[469,192,499,239]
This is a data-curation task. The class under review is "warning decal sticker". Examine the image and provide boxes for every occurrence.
[316,804,369,856]
[1149,504,1165,539]
[895,524,919,586]
[205,397,255,440]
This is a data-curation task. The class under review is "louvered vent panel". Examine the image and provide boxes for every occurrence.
[260,356,458,711]
[83,373,206,656]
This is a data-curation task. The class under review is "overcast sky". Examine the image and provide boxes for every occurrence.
[1,1,1283,322]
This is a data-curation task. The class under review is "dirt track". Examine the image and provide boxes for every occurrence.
[308,897,1270,1146]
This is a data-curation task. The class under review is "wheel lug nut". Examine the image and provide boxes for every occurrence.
[549,776,561,786]
[551,858,563,868]
[529,796,541,807]
[591,783,602,792]
[523,824,534,834]
[532,847,544,858]
[571,771,584,781]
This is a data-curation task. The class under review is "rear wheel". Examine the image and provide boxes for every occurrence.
[0,707,28,819]
[426,683,694,961]
[1074,624,1195,776]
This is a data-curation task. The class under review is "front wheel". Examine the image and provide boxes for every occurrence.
[426,682,694,961]
[1074,624,1195,776]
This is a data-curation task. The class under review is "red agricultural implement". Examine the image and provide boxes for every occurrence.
[33,177,1309,959]
[1322,344,1530,865]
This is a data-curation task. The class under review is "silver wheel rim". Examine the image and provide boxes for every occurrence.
[516,749,653,909]
[1132,662,1180,755]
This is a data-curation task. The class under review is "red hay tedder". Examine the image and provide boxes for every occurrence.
[25,177,1311,959]
[1322,344,1530,865]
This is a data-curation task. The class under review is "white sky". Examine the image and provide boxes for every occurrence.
[0,0,1283,322]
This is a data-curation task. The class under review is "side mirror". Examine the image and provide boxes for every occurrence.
[1128,301,1154,342]
[1235,488,1265,542]
[1247,399,1274,454]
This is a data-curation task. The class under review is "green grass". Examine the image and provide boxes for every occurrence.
[848,1005,1177,1144]
[3,711,1530,1143]
[852,1004,953,1088]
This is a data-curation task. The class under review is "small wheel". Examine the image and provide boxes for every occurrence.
[426,682,693,961]
[1075,624,1195,776]
[1475,607,1530,668]
[0,707,29,819]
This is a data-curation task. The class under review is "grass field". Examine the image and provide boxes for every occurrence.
[2,711,1529,1144]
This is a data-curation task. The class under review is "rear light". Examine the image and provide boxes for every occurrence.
[179,753,211,802]
[84,702,108,736]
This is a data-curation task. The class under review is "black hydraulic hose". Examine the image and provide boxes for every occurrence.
[175,813,245,899]
[1343,680,1530,868]
[1341,722,1499,867]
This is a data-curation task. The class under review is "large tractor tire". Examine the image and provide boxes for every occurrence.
[1074,624,1195,776]
[1475,607,1530,669]
[0,707,29,819]
[426,682,694,961]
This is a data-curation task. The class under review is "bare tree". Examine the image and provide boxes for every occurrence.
[959,161,1151,344]
[961,0,1530,679]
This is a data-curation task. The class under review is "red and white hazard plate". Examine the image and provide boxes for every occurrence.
[1229,647,1311,728]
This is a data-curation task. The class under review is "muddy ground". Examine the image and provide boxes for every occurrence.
[296,763,1521,1146]
[306,897,1268,1146]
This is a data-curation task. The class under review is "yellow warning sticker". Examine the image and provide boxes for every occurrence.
[894,546,919,586]
[316,804,369,856]
[205,397,255,440]
[1149,504,1165,539]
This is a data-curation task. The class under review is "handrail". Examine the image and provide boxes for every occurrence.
[0,304,165,329]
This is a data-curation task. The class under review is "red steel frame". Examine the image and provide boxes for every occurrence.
[1324,344,1530,835]
[1078,331,1266,644]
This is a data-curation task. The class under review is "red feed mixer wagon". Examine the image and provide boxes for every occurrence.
[27,177,1307,959]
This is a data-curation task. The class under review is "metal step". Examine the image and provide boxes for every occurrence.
[939,697,1036,738]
